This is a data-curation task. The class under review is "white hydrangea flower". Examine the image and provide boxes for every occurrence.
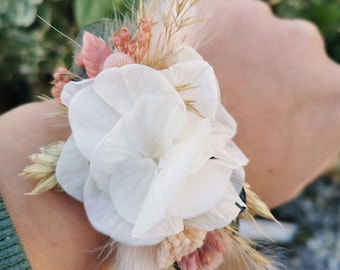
[56,57,248,246]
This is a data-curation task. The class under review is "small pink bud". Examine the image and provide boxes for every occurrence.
[103,52,134,69]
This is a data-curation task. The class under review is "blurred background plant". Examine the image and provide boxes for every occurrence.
[0,0,134,113]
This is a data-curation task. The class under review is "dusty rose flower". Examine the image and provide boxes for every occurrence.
[51,67,72,104]
[178,230,233,270]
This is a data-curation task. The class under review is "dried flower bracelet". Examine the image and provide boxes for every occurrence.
[21,1,279,269]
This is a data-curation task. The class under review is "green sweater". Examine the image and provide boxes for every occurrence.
[0,196,31,270]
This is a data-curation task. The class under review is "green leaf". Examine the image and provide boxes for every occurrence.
[73,0,116,28]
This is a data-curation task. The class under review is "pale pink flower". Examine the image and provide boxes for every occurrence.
[178,230,233,270]
[51,67,72,104]
[75,31,112,78]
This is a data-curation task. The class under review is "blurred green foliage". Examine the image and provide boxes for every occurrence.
[0,0,76,112]
[0,0,131,113]
[73,0,136,27]
[1,0,340,113]
[0,0,43,28]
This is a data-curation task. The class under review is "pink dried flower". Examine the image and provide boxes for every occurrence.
[204,230,232,254]
[178,253,198,270]
[51,81,64,102]
[178,230,233,270]
[74,52,84,67]
[53,67,70,81]
[77,31,112,78]
[51,67,72,104]
[103,52,134,69]
[74,19,152,78]
[112,19,152,63]
[113,27,130,54]
[129,19,152,63]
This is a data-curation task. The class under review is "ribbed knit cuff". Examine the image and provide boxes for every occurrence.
[0,195,32,270]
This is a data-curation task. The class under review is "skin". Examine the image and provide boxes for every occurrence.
[0,0,339,268]
[198,0,340,206]
[0,102,113,269]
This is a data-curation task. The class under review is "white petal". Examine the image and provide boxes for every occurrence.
[90,95,187,239]
[133,116,211,237]
[230,167,246,193]
[68,85,120,160]
[174,112,212,175]
[212,105,237,140]
[161,61,219,120]
[89,131,140,194]
[185,201,243,231]
[185,183,246,230]
[209,105,248,169]
[84,177,164,246]
[169,159,233,219]
[132,215,183,240]
[175,46,203,62]
[212,140,248,169]
[90,95,185,192]
[61,79,94,107]
[225,140,248,166]
[110,158,158,224]
[55,135,89,201]
[93,65,179,114]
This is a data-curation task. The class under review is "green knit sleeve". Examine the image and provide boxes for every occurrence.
[0,195,32,270]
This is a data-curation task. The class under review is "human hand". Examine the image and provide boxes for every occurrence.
[199,0,340,207]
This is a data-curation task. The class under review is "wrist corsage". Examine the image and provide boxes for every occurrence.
[22,1,279,269]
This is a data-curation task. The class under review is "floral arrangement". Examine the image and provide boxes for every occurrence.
[21,1,279,269]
